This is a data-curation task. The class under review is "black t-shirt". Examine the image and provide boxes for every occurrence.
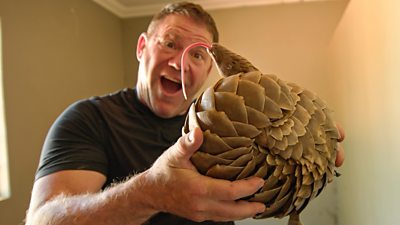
[36,88,233,225]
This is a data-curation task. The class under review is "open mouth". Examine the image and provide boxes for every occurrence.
[161,76,182,94]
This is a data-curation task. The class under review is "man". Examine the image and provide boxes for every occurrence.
[26,2,345,225]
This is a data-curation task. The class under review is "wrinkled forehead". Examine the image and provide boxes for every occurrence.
[150,15,213,45]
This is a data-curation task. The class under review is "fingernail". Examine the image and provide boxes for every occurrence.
[258,204,266,213]
[253,178,264,189]
[245,177,264,189]
[337,128,342,139]
[258,180,265,189]
[188,130,195,143]
[336,142,340,151]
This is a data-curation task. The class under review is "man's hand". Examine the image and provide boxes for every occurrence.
[142,123,346,222]
[143,127,266,222]
[335,123,346,167]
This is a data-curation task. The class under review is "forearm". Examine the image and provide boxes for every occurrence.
[26,172,158,225]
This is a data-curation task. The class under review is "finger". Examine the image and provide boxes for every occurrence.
[166,127,203,169]
[336,122,345,142]
[335,143,345,167]
[204,200,265,221]
[206,176,264,201]
[171,127,203,160]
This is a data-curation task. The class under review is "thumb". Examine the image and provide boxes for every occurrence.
[171,127,203,163]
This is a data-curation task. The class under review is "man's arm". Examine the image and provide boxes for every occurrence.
[26,170,158,225]
[25,127,266,225]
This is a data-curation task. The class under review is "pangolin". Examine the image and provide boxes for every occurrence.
[182,43,340,225]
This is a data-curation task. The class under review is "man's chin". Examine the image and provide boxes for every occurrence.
[153,105,185,119]
[152,93,193,118]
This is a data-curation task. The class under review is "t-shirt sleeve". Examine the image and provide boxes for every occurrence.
[35,99,109,181]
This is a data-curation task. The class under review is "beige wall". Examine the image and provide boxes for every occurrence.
[0,0,125,224]
[2,0,399,225]
[122,16,152,87]
[210,1,348,98]
[327,0,400,224]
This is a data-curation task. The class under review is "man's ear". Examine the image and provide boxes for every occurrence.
[136,32,148,61]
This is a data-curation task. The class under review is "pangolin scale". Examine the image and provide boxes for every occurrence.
[183,43,340,225]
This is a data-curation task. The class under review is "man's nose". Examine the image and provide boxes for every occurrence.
[169,51,189,71]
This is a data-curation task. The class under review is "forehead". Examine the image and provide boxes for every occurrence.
[152,14,213,44]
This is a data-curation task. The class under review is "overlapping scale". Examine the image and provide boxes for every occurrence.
[183,43,339,225]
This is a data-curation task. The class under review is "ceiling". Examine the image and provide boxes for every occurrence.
[92,0,329,18]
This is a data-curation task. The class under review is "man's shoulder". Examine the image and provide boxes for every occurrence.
[58,88,132,122]
[88,88,134,103]
[66,88,135,113]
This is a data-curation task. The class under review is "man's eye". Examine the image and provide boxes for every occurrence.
[164,41,175,49]
[191,51,205,60]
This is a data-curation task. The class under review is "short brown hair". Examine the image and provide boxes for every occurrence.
[147,1,219,43]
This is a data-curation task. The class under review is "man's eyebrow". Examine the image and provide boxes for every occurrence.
[160,29,211,45]
[161,29,179,38]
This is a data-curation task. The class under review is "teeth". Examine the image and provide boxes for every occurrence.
[164,76,181,84]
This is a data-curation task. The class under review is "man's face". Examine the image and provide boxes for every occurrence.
[136,14,213,118]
